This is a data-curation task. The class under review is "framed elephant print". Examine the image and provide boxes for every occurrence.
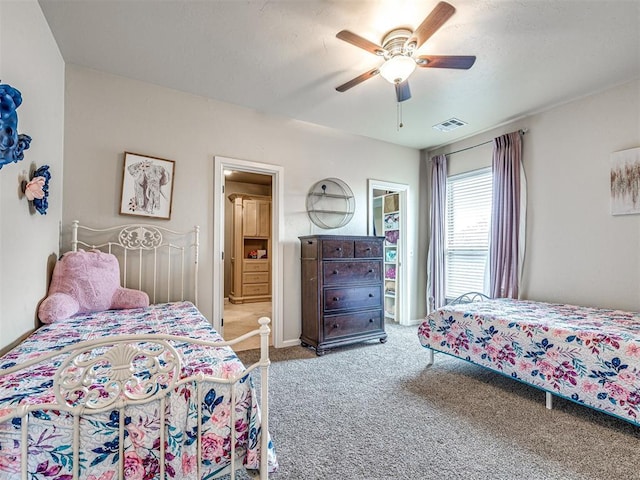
[120,152,175,220]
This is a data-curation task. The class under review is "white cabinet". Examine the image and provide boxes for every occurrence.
[228,193,271,304]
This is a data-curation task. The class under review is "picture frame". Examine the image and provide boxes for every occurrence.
[120,152,175,220]
[610,147,640,216]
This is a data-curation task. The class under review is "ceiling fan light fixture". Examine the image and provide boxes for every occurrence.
[379,55,416,84]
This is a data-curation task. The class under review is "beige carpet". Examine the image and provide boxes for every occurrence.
[235,322,640,480]
[223,300,272,351]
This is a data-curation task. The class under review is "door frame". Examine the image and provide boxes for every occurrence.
[367,179,410,326]
[213,156,284,347]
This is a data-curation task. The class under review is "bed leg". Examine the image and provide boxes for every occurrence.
[426,349,434,366]
[545,391,553,410]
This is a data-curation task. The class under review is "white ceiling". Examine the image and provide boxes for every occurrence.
[38,0,640,150]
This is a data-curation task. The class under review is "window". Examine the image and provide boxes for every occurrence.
[445,167,492,302]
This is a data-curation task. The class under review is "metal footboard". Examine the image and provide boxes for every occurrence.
[0,318,272,480]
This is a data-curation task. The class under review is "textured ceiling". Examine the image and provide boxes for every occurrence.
[39,0,640,150]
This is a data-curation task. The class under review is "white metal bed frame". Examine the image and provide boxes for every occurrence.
[0,221,272,479]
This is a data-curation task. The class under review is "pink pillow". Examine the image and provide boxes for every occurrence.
[38,250,149,324]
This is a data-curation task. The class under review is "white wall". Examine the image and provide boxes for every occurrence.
[0,1,65,351]
[427,79,640,311]
[62,66,421,343]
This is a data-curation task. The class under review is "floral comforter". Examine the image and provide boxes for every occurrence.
[419,299,640,425]
[0,301,277,479]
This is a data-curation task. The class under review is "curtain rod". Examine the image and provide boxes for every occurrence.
[444,129,528,157]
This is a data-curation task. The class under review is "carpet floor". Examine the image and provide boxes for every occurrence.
[236,322,640,480]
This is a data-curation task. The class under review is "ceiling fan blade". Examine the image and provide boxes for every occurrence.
[336,30,386,56]
[408,1,456,50]
[395,80,411,102]
[416,55,476,69]
[335,68,380,92]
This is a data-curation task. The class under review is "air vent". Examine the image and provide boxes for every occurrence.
[433,117,467,132]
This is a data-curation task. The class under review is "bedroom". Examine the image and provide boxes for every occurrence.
[0,0,639,478]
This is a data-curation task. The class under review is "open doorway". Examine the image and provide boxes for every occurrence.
[224,171,272,350]
[213,156,284,351]
[368,179,410,326]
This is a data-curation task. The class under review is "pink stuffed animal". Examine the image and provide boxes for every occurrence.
[38,249,149,324]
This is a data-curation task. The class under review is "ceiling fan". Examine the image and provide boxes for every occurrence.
[335,1,476,103]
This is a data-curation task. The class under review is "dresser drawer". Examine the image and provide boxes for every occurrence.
[243,272,269,284]
[300,237,318,259]
[243,283,269,295]
[322,261,381,285]
[323,286,382,312]
[354,240,382,258]
[321,239,354,259]
[323,310,383,339]
[243,260,269,272]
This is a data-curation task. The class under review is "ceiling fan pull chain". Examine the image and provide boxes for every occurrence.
[397,101,404,130]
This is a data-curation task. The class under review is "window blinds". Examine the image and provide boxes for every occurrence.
[445,167,492,301]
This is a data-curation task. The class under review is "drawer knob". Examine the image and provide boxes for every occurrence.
[368,269,374,273]
[333,297,340,301]
[333,270,339,275]
[368,293,374,297]
[307,240,313,245]
[369,318,374,323]
[366,247,371,251]
[333,324,339,329]
[336,247,342,252]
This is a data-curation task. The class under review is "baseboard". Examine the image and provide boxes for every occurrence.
[279,338,301,348]
[402,318,424,326]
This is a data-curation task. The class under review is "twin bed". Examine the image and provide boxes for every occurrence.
[419,296,640,426]
[5,219,636,479]
[0,222,277,479]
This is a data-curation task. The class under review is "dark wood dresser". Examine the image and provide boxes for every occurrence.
[299,235,387,355]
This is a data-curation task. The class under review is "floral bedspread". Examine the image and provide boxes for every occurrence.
[0,301,278,479]
[418,299,640,425]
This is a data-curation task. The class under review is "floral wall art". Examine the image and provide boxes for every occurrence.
[22,165,51,215]
[120,152,175,220]
[610,147,640,215]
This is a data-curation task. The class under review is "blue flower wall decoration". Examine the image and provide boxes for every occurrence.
[0,83,32,169]
[31,165,51,215]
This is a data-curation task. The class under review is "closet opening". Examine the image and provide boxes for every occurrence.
[368,179,410,326]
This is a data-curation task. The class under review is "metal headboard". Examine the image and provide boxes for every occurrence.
[449,292,491,305]
[70,220,200,306]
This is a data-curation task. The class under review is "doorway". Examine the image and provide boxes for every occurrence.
[213,156,284,350]
[368,179,410,326]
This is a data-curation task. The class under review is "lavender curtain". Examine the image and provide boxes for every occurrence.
[489,131,526,299]
[427,154,447,313]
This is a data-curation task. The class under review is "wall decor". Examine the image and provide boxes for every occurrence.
[120,152,175,220]
[20,164,51,215]
[0,83,32,169]
[306,177,355,229]
[610,147,640,215]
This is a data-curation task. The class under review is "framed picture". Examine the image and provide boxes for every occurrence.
[120,152,175,220]
[610,147,640,215]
